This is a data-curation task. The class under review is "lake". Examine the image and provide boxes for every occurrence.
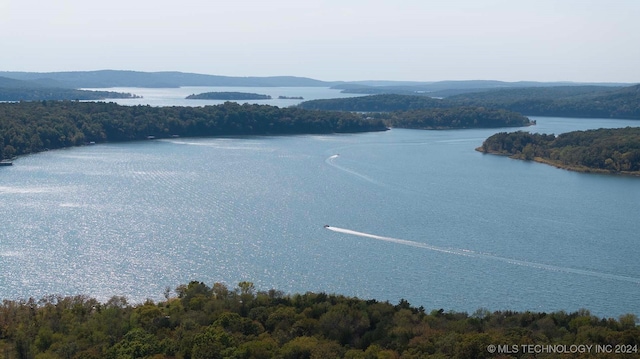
[87,86,364,107]
[1,89,639,319]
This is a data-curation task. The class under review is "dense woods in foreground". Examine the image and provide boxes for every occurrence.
[1,281,638,359]
[0,101,386,160]
[478,127,640,175]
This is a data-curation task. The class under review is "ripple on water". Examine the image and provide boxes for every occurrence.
[0,124,639,318]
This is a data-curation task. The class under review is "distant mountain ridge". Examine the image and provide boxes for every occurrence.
[0,75,139,101]
[0,70,336,88]
[1,70,634,90]
[0,76,66,89]
[333,80,632,97]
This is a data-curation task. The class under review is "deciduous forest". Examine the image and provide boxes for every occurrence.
[380,108,532,129]
[1,281,638,359]
[299,85,640,120]
[477,127,640,174]
[0,100,534,161]
[0,101,387,160]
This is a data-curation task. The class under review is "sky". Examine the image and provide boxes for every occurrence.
[1,0,639,83]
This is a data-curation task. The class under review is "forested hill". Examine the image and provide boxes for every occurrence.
[1,281,639,359]
[0,76,139,101]
[298,94,446,111]
[447,85,624,102]
[477,127,640,175]
[0,101,386,160]
[0,71,334,88]
[299,86,640,119]
[0,88,140,102]
[334,80,629,96]
[0,75,71,89]
[298,95,532,129]
[449,85,640,119]
[381,107,532,129]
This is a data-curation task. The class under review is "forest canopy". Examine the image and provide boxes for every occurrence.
[477,127,640,175]
[0,99,534,161]
[298,94,446,112]
[298,95,533,129]
[1,281,638,359]
[0,88,140,102]
[449,85,640,119]
[299,85,640,120]
[381,107,532,129]
[0,101,386,160]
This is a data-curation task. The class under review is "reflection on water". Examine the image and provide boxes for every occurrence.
[1,117,639,318]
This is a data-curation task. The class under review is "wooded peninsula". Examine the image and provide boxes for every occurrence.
[1,281,638,359]
[448,85,640,120]
[299,85,640,120]
[477,127,640,175]
[0,101,387,160]
[0,101,532,160]
[0,88,140,102]
[378,107,532,129]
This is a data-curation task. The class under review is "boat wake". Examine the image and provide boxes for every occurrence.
[324,226,640,284]
[325,155,383,186]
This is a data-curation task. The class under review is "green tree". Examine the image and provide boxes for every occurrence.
[191,326,236,359]
[110,328,160,359]
[279,336,319,359]
[176,281,211,310]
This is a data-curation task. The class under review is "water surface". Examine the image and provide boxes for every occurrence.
[1,111,639,318]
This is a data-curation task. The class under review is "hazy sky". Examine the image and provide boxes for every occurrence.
[2,0,639,82]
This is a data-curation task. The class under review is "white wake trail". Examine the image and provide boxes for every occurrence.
[325,226,640,284]
[326,226,466,256]
[325,155,383,186]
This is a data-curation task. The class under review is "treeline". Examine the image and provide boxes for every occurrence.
[448,85,623,102]
[449,85,640,119]
[298,94,445,112]
[382,107,532,129]
[0,88,140,102]
[0,101,387,160]
[299,95,533,129]
[0,281,638,359]
[298,85,640,119]
[478,127,640,174]
[186,92,272,100]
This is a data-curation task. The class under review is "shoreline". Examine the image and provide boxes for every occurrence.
[476,147,640,177]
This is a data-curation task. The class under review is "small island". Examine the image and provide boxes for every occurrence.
[477,127,640,175]
[186,92,272,100]
[278,95,304,100]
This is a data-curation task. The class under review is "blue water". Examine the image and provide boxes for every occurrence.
[1,103,640,318]
[88,86,364,107]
